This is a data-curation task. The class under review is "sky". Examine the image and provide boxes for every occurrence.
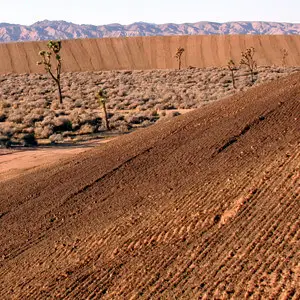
[0,0,299,26]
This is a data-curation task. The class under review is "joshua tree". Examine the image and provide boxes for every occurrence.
[240,47,257,83]
[174,47,185,70]
[281,48,289,66]
[37,40,63,104]
[227,59,238,89]
[96,88,110,130]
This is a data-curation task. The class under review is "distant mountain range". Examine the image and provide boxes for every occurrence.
[0,20,299,43]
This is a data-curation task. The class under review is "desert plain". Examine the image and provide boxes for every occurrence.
[0,34,300,299]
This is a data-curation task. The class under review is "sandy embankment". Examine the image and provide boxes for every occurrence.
[0,35,300,74]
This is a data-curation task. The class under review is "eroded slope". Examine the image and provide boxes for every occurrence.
[0,35,300,74]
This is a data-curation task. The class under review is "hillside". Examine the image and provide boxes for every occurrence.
[0,20,300,42]
[0,72,299,298]
[0,34,300,74]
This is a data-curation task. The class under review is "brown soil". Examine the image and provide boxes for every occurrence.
[0,35,300,74]
[0,72,299,298]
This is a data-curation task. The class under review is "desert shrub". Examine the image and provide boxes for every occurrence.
[117,88,128,97]
[53,117,72,132]
[78,124,97,134]
[81,114,102,127]
[23,113,44,126]
[0,101,11,109]
[34,125,53,139]
[110,120,131,132]
[50,102,60,110]
[0,123,16,136]
[162,103,176,110]
[154,103,164,111]
[55,109,67,117]
[40,113,54,126]
[22,133,38,147]
[125,114,148,125]
[0,134,12,148]
[150,110,159,117]
[70,122,80,131]
[127,102,139,110]
[49,133,63,143]
[172,111,181,117]
[7,111,23,123]
[162,92,174,102]
[31,107,46,115]
[110,114,125,123]
[0,112,7,122]
[74,99,83,108]
[114,102,126,110]
[141,119,154,127]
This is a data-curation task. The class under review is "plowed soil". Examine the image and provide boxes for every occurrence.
[0,35,300,74]
[0,72,299,299]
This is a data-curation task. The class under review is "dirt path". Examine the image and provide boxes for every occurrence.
[0,139,114,183]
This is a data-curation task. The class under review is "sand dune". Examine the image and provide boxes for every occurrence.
[0,72,299,298]
[0,35,300,74]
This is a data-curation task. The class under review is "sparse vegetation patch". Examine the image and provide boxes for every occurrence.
[0,66,299,147]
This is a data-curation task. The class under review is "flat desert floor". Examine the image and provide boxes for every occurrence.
[0,139,115,182]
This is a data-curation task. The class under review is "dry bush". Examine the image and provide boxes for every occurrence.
[77,124,97,135]
[49,133,63,143]
[21,132,38,147]
[0,66,299,144]
[0,110,7,122]
[34,125,53,139]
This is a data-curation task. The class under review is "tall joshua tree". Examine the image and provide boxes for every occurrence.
[96,88,110,131]
[37,40,63,104]
[240,47,257,83]
[174,47,185,70]
[227,59,238,89]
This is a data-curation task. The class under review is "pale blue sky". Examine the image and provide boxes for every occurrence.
[1,0,299,25]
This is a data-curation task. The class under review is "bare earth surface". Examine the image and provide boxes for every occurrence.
[0,73,300,298]
[0,35,300,74]
[0,147,86,182]
[0,139,114,183]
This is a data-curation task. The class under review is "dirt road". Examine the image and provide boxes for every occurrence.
[0,139,114,182]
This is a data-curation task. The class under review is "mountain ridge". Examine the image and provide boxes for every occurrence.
[0,20,299,42]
